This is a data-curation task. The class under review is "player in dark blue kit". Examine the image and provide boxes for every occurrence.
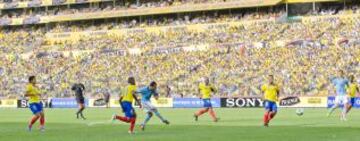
[72,83,86,120]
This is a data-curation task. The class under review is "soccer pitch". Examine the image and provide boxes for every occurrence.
[1,108,359,141]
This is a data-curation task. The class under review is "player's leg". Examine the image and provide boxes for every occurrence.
[39,111,45,131]
[79,103,86,120]
[268,103,277,121]
[208,108,219,122]
[153,108,169,124]
[112,102,132,123]
[141,111,153,131]
[128,109,137,134]
[28,103,43,131]
[29,114,40,131]
[203,99,218,122]
[346,98,354,114]
[341,97,348,121]
[327,96,340,117]
[38,102,45,130]
[263,101,272,127]
[194,108,209,120]
[76,99,86,119]
[194,99,211,121]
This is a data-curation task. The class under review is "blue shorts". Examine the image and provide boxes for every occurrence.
[349,98,355,106]
[29,102,43,115]
[121,101,135,118]
[264,100,277,112]
[203,99,212,108]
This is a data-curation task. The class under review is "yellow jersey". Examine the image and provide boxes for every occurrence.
[26,84,41,104]
[199,83,215,99]
[348,83,358,98]
[261,84,279,102]
[121,84,137,102]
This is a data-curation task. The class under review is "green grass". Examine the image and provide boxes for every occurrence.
[1,108,360,141]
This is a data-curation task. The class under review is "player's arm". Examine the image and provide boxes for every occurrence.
[198,87,202,99]
[24,93,34,97]
[154,91,160,100]
[119,95,123,102]
[24,86,34,97]
[211,86,217,93]
[132,91,142,108]
[276,85,280,101]
[118,95,125,112]
[260,84,266,93]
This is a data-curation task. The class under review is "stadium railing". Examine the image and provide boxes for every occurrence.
[0,0,281,26]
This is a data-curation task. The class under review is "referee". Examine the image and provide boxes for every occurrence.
[72,83,86,120]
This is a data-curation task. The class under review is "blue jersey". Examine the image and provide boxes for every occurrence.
[137,86,158,102]
[332,78,349,95]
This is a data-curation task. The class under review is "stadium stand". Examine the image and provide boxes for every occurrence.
[0,0,359,99]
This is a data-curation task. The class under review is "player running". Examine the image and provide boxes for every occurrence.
[262,75,280,127]
[25,76,45,132]
[194,77,219,122]
[72,83,86,120]
[345,75,359,115]
[327,70,349,121]
[111,77,142,134]
[138,81,170,131]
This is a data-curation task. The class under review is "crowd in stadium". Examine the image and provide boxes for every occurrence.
[0,2,359,99]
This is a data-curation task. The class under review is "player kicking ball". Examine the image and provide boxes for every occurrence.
[111,77,142,134]
[194,77,219,122]
[25,76,46,132]
[327,70,349,121]
[138,81,170,131]
[345,75,359,116]
[262,75,280,127]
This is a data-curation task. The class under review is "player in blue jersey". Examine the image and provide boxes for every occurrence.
[137,81,170,131]
[327,70,350,121]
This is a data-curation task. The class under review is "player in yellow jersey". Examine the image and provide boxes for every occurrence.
[111,77,141,134]
[261,75,280,127]
[24,76,45,132]
[346,75,359,114]
[194,77,219,122]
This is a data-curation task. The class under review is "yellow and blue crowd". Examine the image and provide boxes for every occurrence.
[0,1,359,101]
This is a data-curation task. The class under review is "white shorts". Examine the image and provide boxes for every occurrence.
[142,101,157,113]
[334,95,348,105]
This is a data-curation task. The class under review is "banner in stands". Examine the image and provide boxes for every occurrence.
[328,97,360,108]
[280,97,327,108]
[51,98,88,108]
[173,98,220,108]
[17,99,50,108]
[0,99,17,107]
[45,19,276,44]
[221,97,264,108]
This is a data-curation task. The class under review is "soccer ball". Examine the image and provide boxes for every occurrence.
[296,108,304,116]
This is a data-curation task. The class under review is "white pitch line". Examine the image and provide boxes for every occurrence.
[86,120,114,126]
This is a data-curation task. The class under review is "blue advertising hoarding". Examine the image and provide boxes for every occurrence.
[173,98,220,108]
[327,96,360,108]
[51,98,88,108]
